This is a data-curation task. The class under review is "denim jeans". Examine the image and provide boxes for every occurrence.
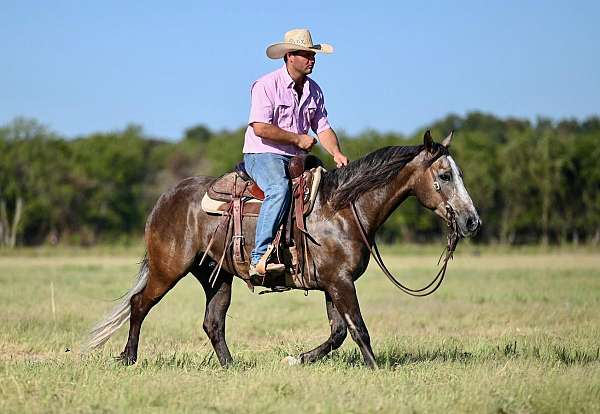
[243,153,292,265]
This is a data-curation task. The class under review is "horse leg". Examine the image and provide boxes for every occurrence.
[326,279,378,368]
[119,267,185,365]
[192,267,234,367]
[299,293,347,364]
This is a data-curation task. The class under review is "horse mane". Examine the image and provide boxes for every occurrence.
[320,143,449,211]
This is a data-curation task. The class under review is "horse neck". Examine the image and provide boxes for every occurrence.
[353,164,417,238]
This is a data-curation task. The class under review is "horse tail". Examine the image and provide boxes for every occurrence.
[85,254,149,351]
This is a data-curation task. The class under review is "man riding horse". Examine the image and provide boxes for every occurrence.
[243,29,349,278]
[87,31,482,369]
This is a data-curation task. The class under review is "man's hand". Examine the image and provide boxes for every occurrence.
[333,153,349,168]
[318,128,348,167]
[252,123,318,151]
[296,134,317,151]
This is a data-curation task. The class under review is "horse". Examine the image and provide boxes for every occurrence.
[86,130,481,368]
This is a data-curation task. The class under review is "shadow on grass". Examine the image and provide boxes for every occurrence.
[328,346,473,368]
[379,347,473,367]
[384,347,473,367]
[326,342,600,369]
[135,351,260,371]
[553,346,600,365]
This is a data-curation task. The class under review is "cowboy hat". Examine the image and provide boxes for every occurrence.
[266,29,334,59]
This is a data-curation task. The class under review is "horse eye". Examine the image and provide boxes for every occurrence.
[439,173,451,182]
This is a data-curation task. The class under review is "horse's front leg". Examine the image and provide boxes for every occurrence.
[327,278,378,368]
[299,292,348,364]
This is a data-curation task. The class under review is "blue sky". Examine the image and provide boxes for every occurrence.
[1,1,599,139]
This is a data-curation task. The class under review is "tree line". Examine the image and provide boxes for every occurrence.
[1,112,599,247]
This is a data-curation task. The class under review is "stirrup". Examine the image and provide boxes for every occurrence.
[255,244,285,275]
[258,286,292,295]
[251,262,286,276]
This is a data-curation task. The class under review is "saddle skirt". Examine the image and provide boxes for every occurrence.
[201,166,325,217]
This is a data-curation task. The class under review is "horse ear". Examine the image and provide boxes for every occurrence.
[441,130,454,148]
[424,130,434,153]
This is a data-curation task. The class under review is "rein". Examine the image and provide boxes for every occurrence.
[350,169,460,297]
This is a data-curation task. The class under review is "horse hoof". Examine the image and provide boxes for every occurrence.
[281,356,300,366]
[116,353,136,366]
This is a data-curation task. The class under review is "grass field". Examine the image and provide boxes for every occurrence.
[1,246,599,413]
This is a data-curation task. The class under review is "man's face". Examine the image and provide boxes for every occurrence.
[287,50,316,75]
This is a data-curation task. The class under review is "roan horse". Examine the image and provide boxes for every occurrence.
[87,131,480,368]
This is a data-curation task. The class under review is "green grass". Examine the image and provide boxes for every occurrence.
[1,247,599,413]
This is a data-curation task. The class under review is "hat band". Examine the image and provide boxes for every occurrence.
[288,39,312,47]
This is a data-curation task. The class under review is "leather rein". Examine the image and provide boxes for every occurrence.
[350,166,460,297]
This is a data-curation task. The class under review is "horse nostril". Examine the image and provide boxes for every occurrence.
[467,216,479,232]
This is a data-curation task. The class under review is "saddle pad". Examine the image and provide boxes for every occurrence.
[201,166,325,216]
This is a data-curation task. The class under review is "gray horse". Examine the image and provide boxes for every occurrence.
[87,131,480,368]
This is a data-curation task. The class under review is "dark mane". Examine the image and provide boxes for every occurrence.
[320,143,449,211]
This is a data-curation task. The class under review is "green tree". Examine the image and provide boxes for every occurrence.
[69,125,152,242]
[0,118,74,245]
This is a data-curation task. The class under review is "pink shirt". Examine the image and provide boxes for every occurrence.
[243,65,331,155]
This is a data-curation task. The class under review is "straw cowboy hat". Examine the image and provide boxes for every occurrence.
[266,29,334,59]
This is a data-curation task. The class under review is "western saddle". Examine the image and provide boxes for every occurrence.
[200,154,325,292]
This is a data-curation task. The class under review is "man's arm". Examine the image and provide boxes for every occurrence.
[251,122,316,151]
[317,128,349,167]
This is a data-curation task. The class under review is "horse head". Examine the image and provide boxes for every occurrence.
[413,130,481,238]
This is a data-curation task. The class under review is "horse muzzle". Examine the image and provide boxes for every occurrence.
[457,213,481,237]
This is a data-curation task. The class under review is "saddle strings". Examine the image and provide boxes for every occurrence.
[197,203,236,288]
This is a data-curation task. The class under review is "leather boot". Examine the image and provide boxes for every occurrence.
[252,244,285,276]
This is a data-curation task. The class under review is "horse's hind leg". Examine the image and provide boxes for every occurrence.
[192,267,234,367]
[119,266,186,365]
[299,293,347,364]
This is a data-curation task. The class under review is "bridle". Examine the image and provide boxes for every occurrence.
[351,157,460,297]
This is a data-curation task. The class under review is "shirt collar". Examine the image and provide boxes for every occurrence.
[280,64,295,88]
[280,64,311,106]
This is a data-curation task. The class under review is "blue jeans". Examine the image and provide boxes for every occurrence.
[243,153,292,265]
